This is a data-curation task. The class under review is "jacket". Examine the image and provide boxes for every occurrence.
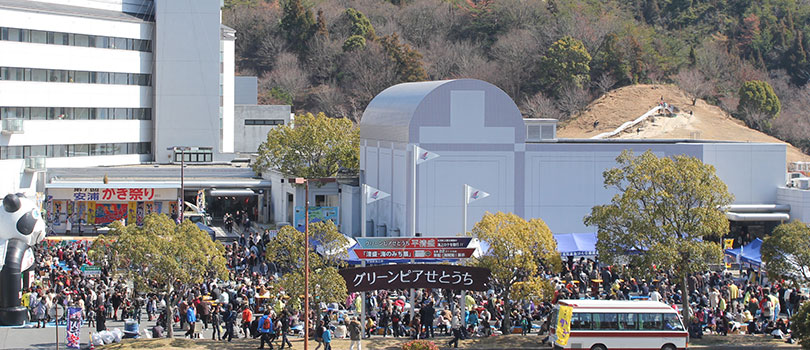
[187,307,197,323]
[258,315,273,334]
[348,320,362,340]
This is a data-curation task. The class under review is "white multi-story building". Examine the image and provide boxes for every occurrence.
[0,0,235,196]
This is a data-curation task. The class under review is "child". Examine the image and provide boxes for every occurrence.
[87,308,96,328]
[323,325,334,350]
[521,315,531,335]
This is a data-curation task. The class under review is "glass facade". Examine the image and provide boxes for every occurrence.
[0,107,151,120]
[0,27,151,52]
[0,142,151,160]
[0,67,150,86]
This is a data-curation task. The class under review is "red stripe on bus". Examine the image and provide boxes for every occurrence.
[563,306,675,310]
[570,331,688,337]
[566,348,677,350]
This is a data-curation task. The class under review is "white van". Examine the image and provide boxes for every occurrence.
[549,299,687,350]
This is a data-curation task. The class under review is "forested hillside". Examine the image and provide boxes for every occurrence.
[223,0,810,153]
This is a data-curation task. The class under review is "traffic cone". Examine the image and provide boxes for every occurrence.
[89,331,94,350]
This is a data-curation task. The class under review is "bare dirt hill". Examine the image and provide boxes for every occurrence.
[557,84,810,165]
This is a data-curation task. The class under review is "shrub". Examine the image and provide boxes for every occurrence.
[401,339,440,350]
[792,301,810,349]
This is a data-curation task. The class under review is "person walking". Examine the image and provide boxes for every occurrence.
[258,310,274,350]
[223,304,236,342]
[279,310,293,349]
[211,304,222,340]
[34,296,47,328]
[185,304,197,338]
[348,317,362,350]
[448,310,462,348]
[242,304,254,338]
[322,325,333,350]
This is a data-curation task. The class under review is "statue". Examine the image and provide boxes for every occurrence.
[0,193,46,325]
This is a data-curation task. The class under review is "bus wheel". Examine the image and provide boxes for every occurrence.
[591,345,607,350]
[661,345,677,350]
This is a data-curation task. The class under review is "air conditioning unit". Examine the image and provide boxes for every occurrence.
[793,177,810,190]
[523,118,557,142]
[376,223,387,237]
[1,118,24,135]
[24,156,46,172]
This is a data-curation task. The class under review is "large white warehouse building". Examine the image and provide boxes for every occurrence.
[359,79,790,237]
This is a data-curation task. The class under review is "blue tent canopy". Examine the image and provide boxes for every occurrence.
[724,238,763,267]
[554,233,598,257]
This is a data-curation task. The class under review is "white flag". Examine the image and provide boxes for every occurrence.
[365,184,390,204]
[415,146,439,164]
[466,185,490,204]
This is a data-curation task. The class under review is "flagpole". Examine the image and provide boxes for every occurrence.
[461,184,468,315]
[360,184,367,345]
[409,144,417,323]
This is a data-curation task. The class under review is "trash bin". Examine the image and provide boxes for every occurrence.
[123,319,139,339]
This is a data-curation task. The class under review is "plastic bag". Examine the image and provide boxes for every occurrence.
[99,330,114,344]
[91,332,104,346]
[111,328,123,343]
[142,328,152,339]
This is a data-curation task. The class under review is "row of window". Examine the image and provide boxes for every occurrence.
[0,27,151,52]
[244,119,285,126]
[0,67,151,86]
[0,107,151,121]
[174,148,213,163]
[0,142,151,160]
[568,313,684,331]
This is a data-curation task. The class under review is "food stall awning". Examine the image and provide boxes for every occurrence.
[209,188,257,196]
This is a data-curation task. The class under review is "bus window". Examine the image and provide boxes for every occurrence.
[618,313,638,330]
[663,313,684,331]
[640,313,664,330]
[571,313,592,330]
[593,313,618,330]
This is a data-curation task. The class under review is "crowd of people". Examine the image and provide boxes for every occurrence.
[21,216,808,348]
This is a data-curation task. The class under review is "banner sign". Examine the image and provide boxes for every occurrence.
[339,264,490,292]
[48,188,176,202]
[95,204,128,225]
[355,248,476,260]
[723,238,734,250]
[80,264,102,276]
[294,206,339,229]
[356,237,472,249]
[66,307,83,348]
[555,305,573,346]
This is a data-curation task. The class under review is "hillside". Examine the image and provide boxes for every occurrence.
[557,84,810,165]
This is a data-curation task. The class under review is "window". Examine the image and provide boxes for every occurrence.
[94,36,109,49]
[50,145,67,158]
[618,313,638,330]
[49,32,69,45]
[593,313,618,330]
[245,119,285,126]
[640,313,664,330]
[74,108,89,120]
[6,146,24,159]
[74,34,90,47]
[662,314,684,331]
[96,72,109,84]
[30,69,47,82]
[74,71,90,83]
[97,108,109,120]
[113,73,128,85]
[113,37,127,50]
[71,144,89,157]
[29,30,46,44]
[30,107,46,120]
[114,108,128,120]
[570,313,592,330]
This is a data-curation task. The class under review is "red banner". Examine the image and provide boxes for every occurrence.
[355,248,475,260]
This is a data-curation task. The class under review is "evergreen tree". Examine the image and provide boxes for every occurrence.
[785,31,809,85]
[592,33,630,87]
[344,8,376,40]
[380,33,428,83]
[316,9,328,38]
[540,36,592,95]
[280,0,317,53]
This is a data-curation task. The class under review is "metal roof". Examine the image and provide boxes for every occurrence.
[360,80,452,143]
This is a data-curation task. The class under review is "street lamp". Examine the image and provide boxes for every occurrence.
[292,177,336,350]
[167,146,191,221]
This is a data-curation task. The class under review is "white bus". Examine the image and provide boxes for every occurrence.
[549,300,688,350]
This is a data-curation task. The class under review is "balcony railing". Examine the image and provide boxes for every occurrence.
[1,118,24,134]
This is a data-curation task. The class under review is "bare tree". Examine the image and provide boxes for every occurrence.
[674,68,712,105]
[339,41,397,107]
[396,0,452,48]
[555,84,592,120]
[309,83,351,120]
[423,38,480,79]
[264,52,310,101]
[305,36,343,84]
[522,92,563,120]
[593,72,617,95]
[490,29,541,100]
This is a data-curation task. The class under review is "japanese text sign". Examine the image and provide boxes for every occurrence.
[339,264,490,292]
[354,248,476,260]
[356,237,472,249]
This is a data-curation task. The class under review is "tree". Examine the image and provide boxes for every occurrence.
[762,221,810,284]
[252,112,359,178]
[791,301,810,350]
[591,33,629,88]
[380,33,429,83]
[88,214,228,338]
[280,0,317,54]
[540,36,591,95]
[265,222,348,311]
[344,8,376,40]
[342,35,366,52]
[469,212,561,333]
[583,150,733,328]
[675,68,712,105]
[738,80,781,130]
[521,92,563,120]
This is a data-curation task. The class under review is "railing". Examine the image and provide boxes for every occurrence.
[1,118,24,134]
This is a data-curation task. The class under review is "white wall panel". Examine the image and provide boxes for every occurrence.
[0,8,153,38]
[1,120,151,145]
[0,41,152,73]
[0,81,151,108]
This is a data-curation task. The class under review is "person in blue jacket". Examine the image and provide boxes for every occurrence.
[257,310,274,349]
[185,304,197,338]
[322,325,334,350]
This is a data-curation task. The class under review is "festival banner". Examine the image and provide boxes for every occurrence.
[127,201,137,225]
[169,201,178,217]
[85,202,96,225]
[145,201,155,215]
[555,305,573,346]
[53,201,63,226]
[723,238,734,250]
[94,204,128,225]
[339,264,490,292]
[66,307,82,348]
[136,202,145,225]
[66,200,74,225]
[155,201,163,215]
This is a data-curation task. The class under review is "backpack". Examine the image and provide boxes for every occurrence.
[263,317,272,330]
